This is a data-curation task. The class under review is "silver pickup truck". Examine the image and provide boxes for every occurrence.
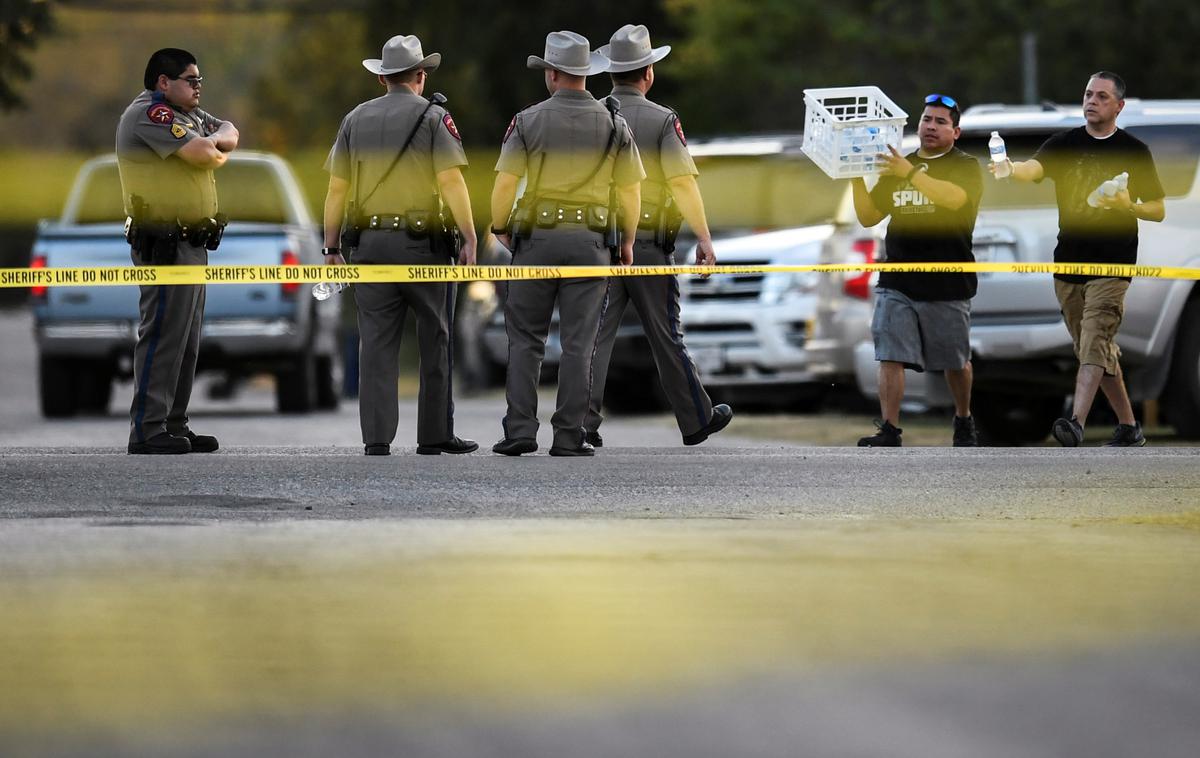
[30,151,339,417]
[816,99,1200,442]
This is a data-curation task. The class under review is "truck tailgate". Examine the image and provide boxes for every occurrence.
[36,226,300,323]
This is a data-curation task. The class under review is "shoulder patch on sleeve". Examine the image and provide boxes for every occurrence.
[170,123,187,139]
[673,116,687,146]
[442,113,462,141]
[503,115,517,144]
[147,103,175,125]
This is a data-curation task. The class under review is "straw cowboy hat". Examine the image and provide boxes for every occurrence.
[527,31,609,76]
[363,34,441,75]
[598,24,671,73]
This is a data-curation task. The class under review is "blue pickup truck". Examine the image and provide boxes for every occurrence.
[30,151,339,417]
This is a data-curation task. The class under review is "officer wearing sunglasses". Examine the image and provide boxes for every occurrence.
[851,93,983,448]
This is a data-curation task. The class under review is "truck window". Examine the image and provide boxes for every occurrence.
[1124,124,1200,198]
[73,159,292,224]
[695,154,844,230]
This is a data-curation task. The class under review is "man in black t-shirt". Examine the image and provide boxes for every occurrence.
[851,93,983,448]
[1000,71,1165,447]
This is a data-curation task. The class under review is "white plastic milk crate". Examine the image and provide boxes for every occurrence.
[802,86,908,180]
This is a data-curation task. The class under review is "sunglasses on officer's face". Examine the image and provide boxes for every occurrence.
[925,93,959,112]
[171,75,204,90]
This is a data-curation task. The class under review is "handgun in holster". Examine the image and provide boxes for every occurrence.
[657,196,684,255]
[341,200,362,248]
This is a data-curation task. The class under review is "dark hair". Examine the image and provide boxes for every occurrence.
[610,65,649,85]
[1089,70,1126,99]
[144,48,197,90]
[383,67,426,86]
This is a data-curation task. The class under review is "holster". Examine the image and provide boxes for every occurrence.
[341,202,362,248]
[657,198,684,254]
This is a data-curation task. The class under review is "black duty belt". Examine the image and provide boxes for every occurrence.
[362,213,434,234]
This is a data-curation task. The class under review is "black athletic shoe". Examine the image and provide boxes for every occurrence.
[128,432,191,455]
[179,430,219,453]
[584,430,603,448]
[364,443,390,456]
[952,416,979,447]
[1052,416,1084,447]
[416,437,479,455]
[682,404,733,446]
[492,437,538,456]
[858,420,902,447]
[1104,422,1146,447]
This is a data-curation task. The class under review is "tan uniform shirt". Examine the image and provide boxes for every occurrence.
[608,84,697,207]
[495,88,644,206]
[326,89,467,217]
[115,90,222,221]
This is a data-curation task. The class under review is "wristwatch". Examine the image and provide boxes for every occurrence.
[322,247,341,256]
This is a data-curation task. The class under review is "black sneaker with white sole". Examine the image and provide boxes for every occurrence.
[1052,416,1084,447]
[1104,422,1147,447]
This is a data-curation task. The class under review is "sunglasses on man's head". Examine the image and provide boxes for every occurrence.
[925,93,959,111]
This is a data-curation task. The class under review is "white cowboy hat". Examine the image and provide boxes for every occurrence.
[527,31,609,77]
[598,24,671,73]
[363,34,441,75]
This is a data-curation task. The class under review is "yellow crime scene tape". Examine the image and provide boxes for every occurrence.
[2,261,1199,288]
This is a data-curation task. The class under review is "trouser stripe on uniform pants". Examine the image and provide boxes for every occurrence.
[669,274,708,428]
[133,286,169,444]
[588,280,612,412]
[444,281,456,437]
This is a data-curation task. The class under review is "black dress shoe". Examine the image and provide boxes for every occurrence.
[682,404,733,446]
[178,430,219,453]
[583,430,603,447]
[492,437,537,456]
[417,436,479,455]
[128,432,191,455]
[364,443,390,456]
[548,441,595,457]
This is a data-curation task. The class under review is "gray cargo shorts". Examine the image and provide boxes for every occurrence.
[871,287,971,372]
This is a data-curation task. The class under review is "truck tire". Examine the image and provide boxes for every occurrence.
[315,354,339,410]
[1164,298,1200,438]
[602,369,670,414]
[39,356,78,418]
[973,390,1067,445]
[76,361,114,415]
[275,348,316,414]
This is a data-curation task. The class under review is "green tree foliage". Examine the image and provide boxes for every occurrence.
[1,0,59,110]
[665,0,1200,134]
[251,1,678,152]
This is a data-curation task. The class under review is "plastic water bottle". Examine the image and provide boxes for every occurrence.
[311,281,347,301]
[989,131,1010,178]
[1087,171,1130,208]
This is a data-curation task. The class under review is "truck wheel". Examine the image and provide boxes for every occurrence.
[973,390,1067,445]
[602,369,670,414]
[315,355,339,410]
[39,356,78,418]
[1164,298,1200,438]
[77,361,113,415]
[276,349,316,414]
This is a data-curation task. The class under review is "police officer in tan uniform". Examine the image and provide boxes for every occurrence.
[585,25,732,447]
[116,48,238,454]
[322,35,478,456]
[490,31,645,456]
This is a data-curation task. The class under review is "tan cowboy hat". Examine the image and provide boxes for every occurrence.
[527,31,609,77]
[598,24,671,73]
[363,34,441,75]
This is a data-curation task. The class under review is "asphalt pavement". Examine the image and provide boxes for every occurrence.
[2,307,1198,758]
